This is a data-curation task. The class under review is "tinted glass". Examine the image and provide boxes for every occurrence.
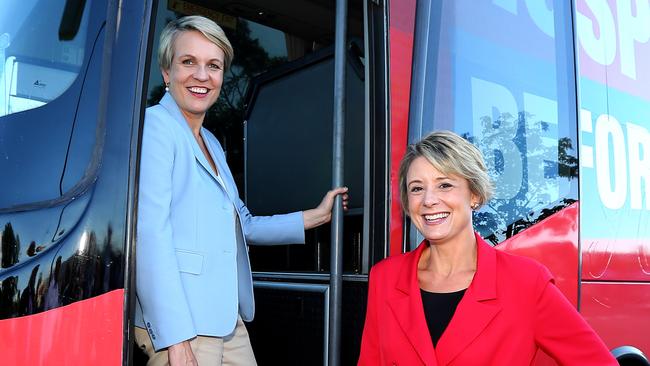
[0,0,88,117]
[409,0,578,245]
[0,0,93,208]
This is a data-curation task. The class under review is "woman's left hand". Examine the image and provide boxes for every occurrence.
[303,187,349,229]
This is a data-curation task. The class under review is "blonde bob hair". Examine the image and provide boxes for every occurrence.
[158,15,234,72]
[398,130,494,213]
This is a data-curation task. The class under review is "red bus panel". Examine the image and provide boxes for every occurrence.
[0,290,123,366]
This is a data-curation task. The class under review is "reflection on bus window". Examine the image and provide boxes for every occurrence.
[0,0,89,117]
[411,0,578,244]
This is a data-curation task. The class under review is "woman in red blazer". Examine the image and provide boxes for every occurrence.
[358,131,617,366]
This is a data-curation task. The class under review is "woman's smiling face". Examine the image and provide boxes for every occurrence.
[162,30,225,124]
[406,156,478,244]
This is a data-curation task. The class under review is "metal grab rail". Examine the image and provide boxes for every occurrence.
[328,0,348,365]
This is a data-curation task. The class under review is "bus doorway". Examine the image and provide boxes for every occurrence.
[140,0,387,364]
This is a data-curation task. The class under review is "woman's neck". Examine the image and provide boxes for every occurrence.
[417,230,477,292]
[180,110,205,137]
[421,229,477,277]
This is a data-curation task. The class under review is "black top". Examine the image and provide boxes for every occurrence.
[420,288,466,347]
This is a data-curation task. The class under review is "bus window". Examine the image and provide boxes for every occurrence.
[145,0,367,274]
[0,0,88,117]
[1,0,109,312]
[0,0,94,208]
[408,0,578,245]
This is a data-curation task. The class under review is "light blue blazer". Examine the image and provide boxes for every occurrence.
[135,93,305,351]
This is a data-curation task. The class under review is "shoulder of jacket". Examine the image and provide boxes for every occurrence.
[144,105,185,136]
[146,104,173,124]
[494,249,553,283]
[369,250,413,277]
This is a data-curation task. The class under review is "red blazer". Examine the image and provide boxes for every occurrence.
[358,234,617,366]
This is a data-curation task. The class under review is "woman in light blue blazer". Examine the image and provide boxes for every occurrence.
[135,16,348,366]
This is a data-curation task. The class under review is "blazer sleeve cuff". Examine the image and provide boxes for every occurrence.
[145,315,197,351]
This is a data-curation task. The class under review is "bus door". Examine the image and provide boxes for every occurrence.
[141,1,389,365]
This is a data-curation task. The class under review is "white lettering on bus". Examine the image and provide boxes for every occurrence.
[523,92,559,202]
[496,0,650,80]
[581,109,650,210]
[576,0,650,79]
[472,77,522,200]
[594,113,627,209]
[576,0,616,67]
[472,79,650,211]
[626,123,650,210]
[471,78,559,202]
[617,0,650,79]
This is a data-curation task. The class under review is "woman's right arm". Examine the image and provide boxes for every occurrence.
[532,267,618,365]
[137,111,196,352]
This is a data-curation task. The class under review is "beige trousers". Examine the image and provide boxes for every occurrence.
[135,317,258,366]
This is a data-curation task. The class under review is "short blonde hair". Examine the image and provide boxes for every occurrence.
[158,15,234,72]
[398,130,494,213]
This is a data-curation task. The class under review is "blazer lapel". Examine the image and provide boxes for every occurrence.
[387,243,438,366]
[435,234,501,365]
[192,140,220,183]
[159,93,220,183]
[201,129,238,203]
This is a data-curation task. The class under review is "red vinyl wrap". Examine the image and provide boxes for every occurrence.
[388,0,416,256]
[581,282,650,355]
[0,289,124,366]
[496,203,580,307]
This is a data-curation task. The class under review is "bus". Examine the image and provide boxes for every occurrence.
[0,0,648,365]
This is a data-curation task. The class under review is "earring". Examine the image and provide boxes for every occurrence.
[165,82,170,92]
[471,203,479,210]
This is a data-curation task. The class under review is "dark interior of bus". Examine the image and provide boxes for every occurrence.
[140,0,376,364]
